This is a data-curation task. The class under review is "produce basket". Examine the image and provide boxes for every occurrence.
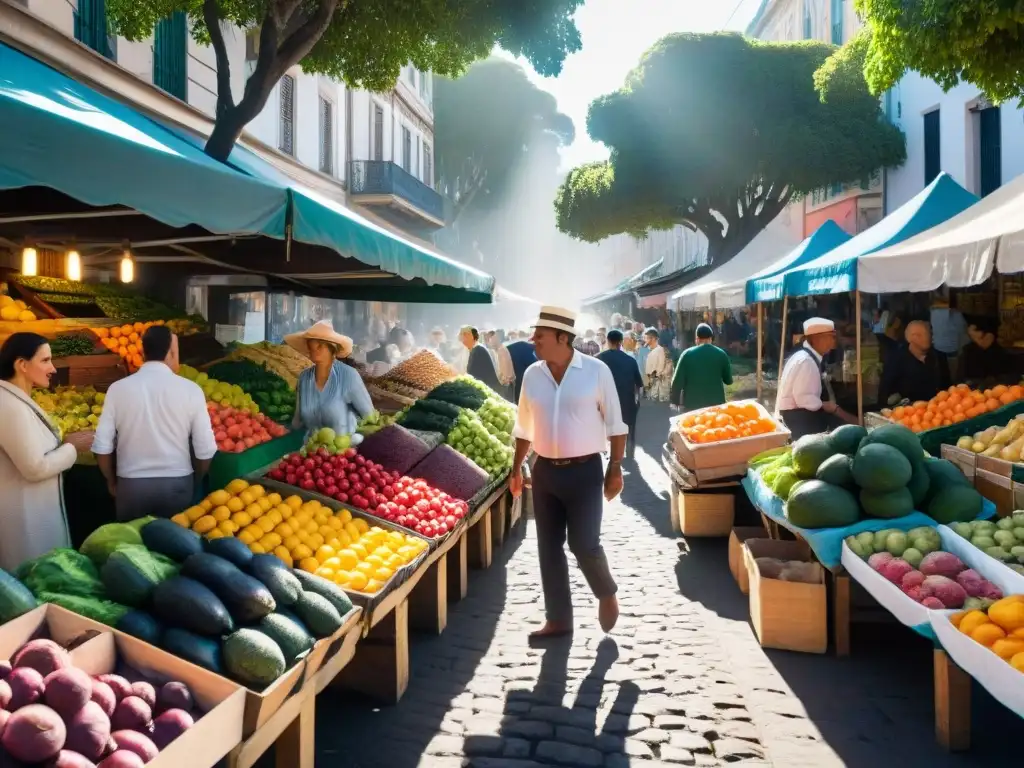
[670,399,790,470]
[368,384,418,408]
[661,442,746,490]
[841,525,1024,637]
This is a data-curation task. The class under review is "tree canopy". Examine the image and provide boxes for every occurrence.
[820,1,1024,104]
[554,33,906,264]
[434,57,574,223]
[108,0,585,160]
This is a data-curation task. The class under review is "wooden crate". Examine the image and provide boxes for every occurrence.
[52,353,126,390]
[670,485,735,537]
[728,526,767,594]
[670,399,790,470]
[744,538,827,654]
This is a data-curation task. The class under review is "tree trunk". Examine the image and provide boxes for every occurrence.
[204,105,258,162]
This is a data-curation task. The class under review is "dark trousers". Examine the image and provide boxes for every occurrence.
[624,408,638,458]
[532,456,618,624]
[115,475,196,523]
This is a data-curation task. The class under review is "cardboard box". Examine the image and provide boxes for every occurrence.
[728,527,767,594]
[669,399,790,471]
[976,468,1014,518]
[976,454,1013,478]
[72,631,245,768]
[743,539,826,654]
[0,606,245,768]
[670,487,735,537]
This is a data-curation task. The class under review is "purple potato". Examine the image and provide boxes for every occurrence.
[65,702,111,761]
[110,697,151,733]
[44,668,94,718]
[12,640,70,678]
[0,661,11,681]
[48,749,99,768]
[7,667,45,710]
[95,676,132,703]
[109,731,157,764]
[150,708,193,750]
[1,704,66,763]
[155,682,192,715]
[127,683,155,711]
[0,681,10,711]
[90,682,116,718]
[0,709,9,737]
[97,751,144,768]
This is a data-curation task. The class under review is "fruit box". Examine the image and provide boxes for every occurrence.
[839,526,1024,632]
[743,539,826,654]
[301,605,362,684]
[671,488,735,537]
[0,603,108,659]
[930,609,1024,718]
[670,399,791,471]
[975,468,1015,518]
[729,527,768,594]
[71,628,246,767]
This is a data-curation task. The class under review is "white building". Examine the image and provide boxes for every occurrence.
[884,75,1024,212]
[18,0,442,238]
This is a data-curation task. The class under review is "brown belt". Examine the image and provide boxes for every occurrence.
[539,454,600,467]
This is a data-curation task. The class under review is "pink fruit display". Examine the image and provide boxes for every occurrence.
[867,551,894,570]
[44,668,94,719]
[955,569,1003,600]
[922,575,968,608]
[877,557,914,584]
[919,551,966,579]
[8,667,45,710]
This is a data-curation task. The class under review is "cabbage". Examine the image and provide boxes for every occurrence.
[79,523,143,565]
[34,591,130,626]
[18,549,104,598]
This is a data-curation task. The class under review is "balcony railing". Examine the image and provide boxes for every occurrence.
[348,160,444,223]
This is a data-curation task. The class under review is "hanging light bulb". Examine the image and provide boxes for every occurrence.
[120,246,134,284]
[21,246,37,277]
[66,250,82,282]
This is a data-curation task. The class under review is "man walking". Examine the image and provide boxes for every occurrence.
[506,331,537,403]
[510,306,626,640]
[460,326,502,391]
[598,330,644,458]
[92,325,218,521]
[670,323,733,412]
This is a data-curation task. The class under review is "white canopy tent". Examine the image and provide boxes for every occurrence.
[669,225,799,311]
[859,172,1024,293]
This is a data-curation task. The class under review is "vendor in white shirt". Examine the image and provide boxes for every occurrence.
[510,305,626,641]
[93,326,218,522]
[775,317,858,439]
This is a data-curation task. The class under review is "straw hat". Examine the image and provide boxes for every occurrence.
[803,317,835,336]
[283,320,353,359]
[530,306,578,335]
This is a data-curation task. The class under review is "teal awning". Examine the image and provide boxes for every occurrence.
[218,145,495,299]
[582,258,664,307]
[780,173,979,298]
[745,220,852,304]
[0,42,287,237]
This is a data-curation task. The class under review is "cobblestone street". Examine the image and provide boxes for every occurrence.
[313,404,1018,768]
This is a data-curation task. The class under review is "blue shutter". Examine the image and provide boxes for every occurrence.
[154,12,188,100]
[831,0,843,44]
[979,106,1002,197]
[923,110,941,186]
[74,0,115,60]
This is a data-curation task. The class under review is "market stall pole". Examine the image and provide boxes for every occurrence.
[756,302,763,403]
[225,608,365,768]
[933,649,972,752]
[778,295,789,380]
[855,290,864,424]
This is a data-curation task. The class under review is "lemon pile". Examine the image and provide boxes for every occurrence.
[32,385,104,435]
[0,295,36,322]
[173,478,428,594]
[178,364,260,413]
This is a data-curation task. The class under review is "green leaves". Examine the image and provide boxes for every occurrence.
[838,0,1024,103]
[555,33,906,253]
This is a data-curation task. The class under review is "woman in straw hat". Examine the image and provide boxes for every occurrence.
[283,320,374,440]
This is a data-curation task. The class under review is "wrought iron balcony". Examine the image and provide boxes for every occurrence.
[348,160,444,227]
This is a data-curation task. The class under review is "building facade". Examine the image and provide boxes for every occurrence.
[22,0,441,239]
[747,0,883,237]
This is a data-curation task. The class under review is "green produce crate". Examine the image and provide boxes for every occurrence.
[917,400,1024,458]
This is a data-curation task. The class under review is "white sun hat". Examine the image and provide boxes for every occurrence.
[530,306,578,335]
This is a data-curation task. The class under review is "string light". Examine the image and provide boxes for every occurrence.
[120,246,134,284]
[66,250,82,282]
[21,246,37,277]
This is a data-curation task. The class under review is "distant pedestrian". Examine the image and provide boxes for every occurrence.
[575,330,601,357]
[598,330,644,458]
[460,326,502,391]
[643,328,672,402]
[511,306,624,640]
[670,323,732,412]
[506,332,537,403]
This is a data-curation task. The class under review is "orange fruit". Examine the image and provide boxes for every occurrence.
[971,622,1006,647]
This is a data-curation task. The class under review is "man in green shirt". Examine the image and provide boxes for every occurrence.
[671,323,733,412]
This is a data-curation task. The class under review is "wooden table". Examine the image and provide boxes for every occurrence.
[336,482,514,704]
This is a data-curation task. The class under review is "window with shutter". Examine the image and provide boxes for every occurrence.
[979,106,1002,197]
[319,96,334,174]
[373,105,384,161]
[402,126,411,172]
[803,1,812,39]
[415,137,420,180]
[923,110,941,186]
[75,0,116,60]
[153,12,187,100]
[831,0,843,44]
[279,75,295,155]
[423,145,433,188]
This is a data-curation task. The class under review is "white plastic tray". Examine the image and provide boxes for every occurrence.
[840,525,1024,629]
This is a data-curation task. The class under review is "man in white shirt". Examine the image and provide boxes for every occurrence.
[92,326,218,522]
[510,306,627,641]
[775,317,857,439]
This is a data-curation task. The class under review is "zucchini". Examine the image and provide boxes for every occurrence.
[151,576,235,637]
[203,537,253,569]
[248,555,301,606]
[291,569,354,616]
[116,610,163,645]
[141,519,204,562]
[161,627,223,674]
[292,591,344,639]
[259,613,314,665]
[181,554,276,623]
[222,629,286,688]
[0,569,37,623]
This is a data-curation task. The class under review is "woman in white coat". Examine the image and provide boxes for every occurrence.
[0,333,93,571]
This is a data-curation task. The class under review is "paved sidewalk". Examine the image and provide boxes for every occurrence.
[313,403,1017,768]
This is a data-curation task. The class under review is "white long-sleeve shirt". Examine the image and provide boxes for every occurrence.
[775,342,824,413]
[92,362,218,479]
[512,350,628,459]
